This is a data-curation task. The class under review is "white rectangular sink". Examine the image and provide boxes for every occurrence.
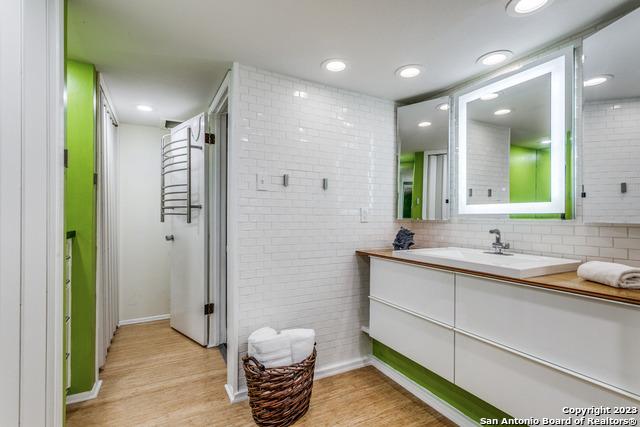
[392,247,581,279]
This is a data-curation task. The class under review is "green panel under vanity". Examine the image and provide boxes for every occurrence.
[372,340,513,424]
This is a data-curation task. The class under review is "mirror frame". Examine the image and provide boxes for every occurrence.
[457,55,566,215]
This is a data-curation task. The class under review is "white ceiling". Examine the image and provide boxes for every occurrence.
[67,0,639,127]
[398,96,449,153]
[468,73,551,147]
[583,7,640,102]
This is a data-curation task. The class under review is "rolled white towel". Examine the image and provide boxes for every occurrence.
[250,333,292,356]
[249,333,294,368]
[259,356,293,369]
[577,261,640,289]
[281,329,315,364]
[248,327,277,355]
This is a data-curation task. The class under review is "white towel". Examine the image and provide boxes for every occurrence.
[577,261,640,289]
[249,333,293,368]
[281,329,315,364]
[247,327,277,356]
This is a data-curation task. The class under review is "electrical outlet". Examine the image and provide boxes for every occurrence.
[360,207,370,223]
[256,174,268,191]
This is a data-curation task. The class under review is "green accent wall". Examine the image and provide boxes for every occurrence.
[65,59,97,394]
[509,145,551,204]
[410,152,424,219]
[509,132,573,220]
[372,340,513,424]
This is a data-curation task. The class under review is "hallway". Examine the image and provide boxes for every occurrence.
[66,321,452,426]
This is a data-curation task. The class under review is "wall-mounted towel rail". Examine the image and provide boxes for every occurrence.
[160,128,203,223]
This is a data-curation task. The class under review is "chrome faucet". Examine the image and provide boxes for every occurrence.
[489,229,510,255]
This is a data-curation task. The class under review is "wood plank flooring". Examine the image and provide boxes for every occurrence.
[66,320,453,426]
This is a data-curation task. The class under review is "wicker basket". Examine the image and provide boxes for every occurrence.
[242,347,317,427]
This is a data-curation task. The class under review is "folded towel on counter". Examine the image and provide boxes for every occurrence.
[577,261,640,289]
[281,328,315,363]
[248,333,293,368]
[247,327,277,355]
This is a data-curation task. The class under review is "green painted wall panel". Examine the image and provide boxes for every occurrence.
[509,131,573,220]
[411,152,424,219]
[65,59,97,395]
[509,145,538,203]
[372,340,512,424]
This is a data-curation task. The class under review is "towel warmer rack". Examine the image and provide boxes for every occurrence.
[160,127,202,223]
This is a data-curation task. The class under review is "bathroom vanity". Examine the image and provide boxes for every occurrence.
[358,249,640,423]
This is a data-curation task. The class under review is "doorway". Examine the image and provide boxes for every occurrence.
[208,78,230,361]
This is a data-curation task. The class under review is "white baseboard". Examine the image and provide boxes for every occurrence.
[315,356,370,381]
[225,383,246,403]
[226,355,371,404]
[369,357,477,427]
[66,380,102,405]
[118,313,170,326]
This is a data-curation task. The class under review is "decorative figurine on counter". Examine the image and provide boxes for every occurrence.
[393,227,415,250]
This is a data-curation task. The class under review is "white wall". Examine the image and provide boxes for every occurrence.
[466,120,510,204]
[231,64,397,385]
[117,124,170,322]
[583,98,640,223]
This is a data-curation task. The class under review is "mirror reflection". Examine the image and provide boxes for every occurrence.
[397,96,450,220]
[466,73,552,206]
[582,8,640,224]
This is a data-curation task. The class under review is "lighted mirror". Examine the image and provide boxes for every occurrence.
[397,96,450,220]
[457,55,568,215]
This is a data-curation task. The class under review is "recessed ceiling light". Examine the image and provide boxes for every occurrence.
[477,50,513,66]
[541,139,551,144]
[583,74,613,87]
[137,105,153,112]
[506,0,553,16]
[494,109,511,116]
[436,103,449,111]
[480,93,499,101]
[418,121,432,127]
[322,59,347,72]
[396,65,423,79]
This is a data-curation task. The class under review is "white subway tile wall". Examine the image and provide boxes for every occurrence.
[233,65,396,382]
[583,98,640,223]
[466,120,511,204]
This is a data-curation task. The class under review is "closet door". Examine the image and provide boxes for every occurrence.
[165,113,208,345]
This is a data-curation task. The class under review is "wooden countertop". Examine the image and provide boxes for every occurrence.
[356,248,640,306]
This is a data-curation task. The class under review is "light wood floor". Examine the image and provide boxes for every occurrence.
[67,320,453,426]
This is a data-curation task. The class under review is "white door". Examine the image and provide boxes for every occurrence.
[164,113,208,345]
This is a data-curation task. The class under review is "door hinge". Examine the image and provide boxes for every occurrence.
[93,172,98,185]
[204,303,214,315]
[64,149,69,168]
[205,133,215,145]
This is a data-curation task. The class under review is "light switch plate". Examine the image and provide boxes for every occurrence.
[256,174,268,191]
[360,207,370,223]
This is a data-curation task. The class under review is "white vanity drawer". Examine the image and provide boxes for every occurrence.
[456,274,640,396]
[455,333,640,421]
[371,258,454,325]
[370,299,454,382]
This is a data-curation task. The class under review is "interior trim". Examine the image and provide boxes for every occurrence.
[66,380,103,405]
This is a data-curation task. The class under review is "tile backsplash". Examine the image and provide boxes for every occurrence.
[401,218,640,267]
